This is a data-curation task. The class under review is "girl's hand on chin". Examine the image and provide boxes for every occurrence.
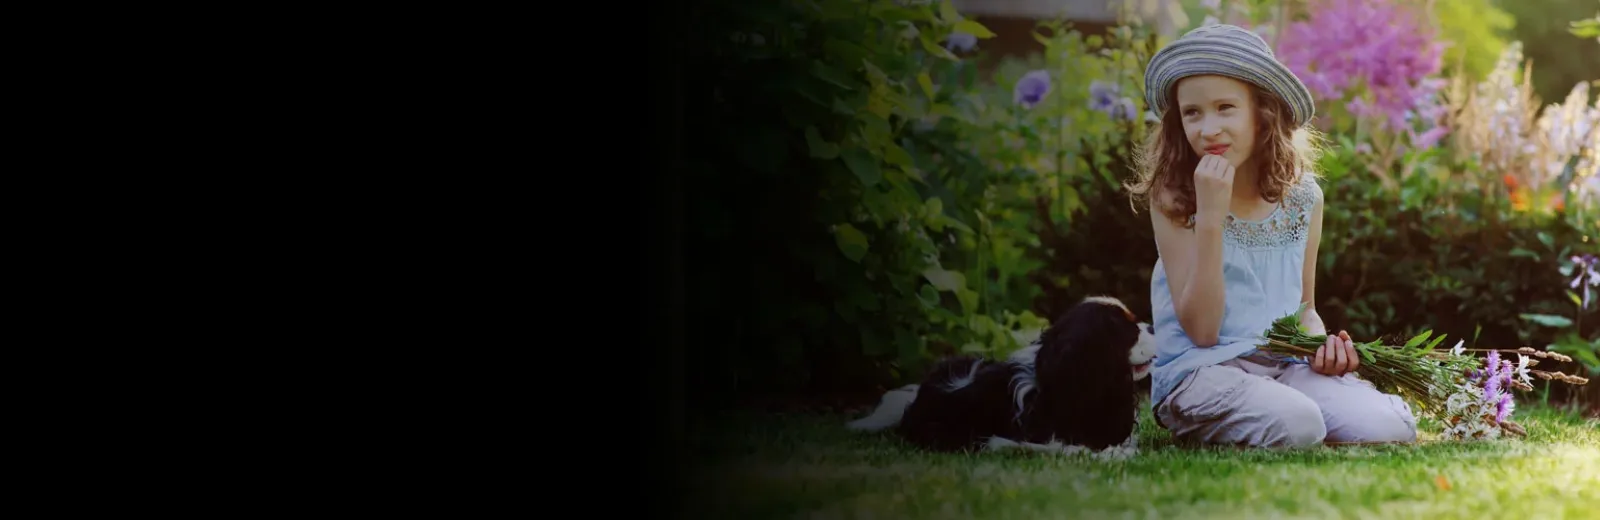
[1193,154,1235,227]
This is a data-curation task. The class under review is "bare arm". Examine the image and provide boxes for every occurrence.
[1298,182,1358,376]
[1150,193,1227,347]
[1298,183,1327,335]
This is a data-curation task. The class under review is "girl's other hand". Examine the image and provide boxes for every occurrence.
[1193,154,1235,227]
[1312,330,1359,377]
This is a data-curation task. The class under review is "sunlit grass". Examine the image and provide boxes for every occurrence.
[682,401,1599,519]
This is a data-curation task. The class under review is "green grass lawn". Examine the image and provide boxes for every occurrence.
[679,400,1599,519]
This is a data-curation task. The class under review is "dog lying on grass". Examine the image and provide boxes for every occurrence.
[847,296,1156,457]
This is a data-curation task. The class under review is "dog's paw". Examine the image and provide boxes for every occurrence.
[1092,444,1139,461]
[984,436,1022,451]
[845,386,919,432]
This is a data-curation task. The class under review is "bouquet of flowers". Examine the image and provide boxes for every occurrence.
[1257,305,1589,441]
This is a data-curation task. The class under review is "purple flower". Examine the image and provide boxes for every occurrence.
[1109,97,1139,121]
[1570,254,1599,310]
[1569,255,1598,288]
[1483,350,1504,390]
[1273,0,1446,131]
[1088,80,1119,112]
[1411,126,1449,149]
[1015,70,1051,109]
[945,31,977,52]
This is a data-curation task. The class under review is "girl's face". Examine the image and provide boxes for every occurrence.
[1175,74,1257,168]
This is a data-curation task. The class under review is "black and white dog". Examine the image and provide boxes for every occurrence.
[847,296,1156,454]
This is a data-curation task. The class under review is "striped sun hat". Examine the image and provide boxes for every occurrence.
[1144,23,1316,128]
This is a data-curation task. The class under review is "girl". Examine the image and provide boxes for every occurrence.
[1124,24,1417,447]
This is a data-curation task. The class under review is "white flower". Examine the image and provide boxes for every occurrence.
[1447,390,1474,414]
[1451,339,1465,356]
[1514,354,1533,386]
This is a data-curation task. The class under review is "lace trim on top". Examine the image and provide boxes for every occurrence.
[1187,175,1321,250]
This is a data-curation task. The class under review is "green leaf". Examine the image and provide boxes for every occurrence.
[940,216,975,234]
[831,97,855,115]
[930,103,960,119]
[924,197,944,221]
[1571,16,1600,38]
[1404,329,1433,349]
[939,0,959,23]
[859,114,891,147]
[861,59,889,83]
[810,60,857,90]
[883,142,914,169]
[923,268,966,291]
[919,35,959,60]
[917,71,936,100]
[953,19,995,38]
[806,126,839,159]
[960,342,986,354]
[918,283,940,306]
[1520,313,1573,328]
[834,223,869,263]
[1509,247,1540,260]
[840,148,882,186]
[956,288,979,313]
[1569,291,1584,307]
[1425,333,1448,351]
[1060,184,1083,216]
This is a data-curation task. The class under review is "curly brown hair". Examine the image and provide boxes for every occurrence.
[1124,80,1326,228]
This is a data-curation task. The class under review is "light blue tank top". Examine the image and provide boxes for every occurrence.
[1148,173,1323,411]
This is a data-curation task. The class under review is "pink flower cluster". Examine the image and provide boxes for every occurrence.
[1273,0,1447,131]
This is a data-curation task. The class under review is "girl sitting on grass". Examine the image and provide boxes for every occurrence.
[1124,23,1417,448]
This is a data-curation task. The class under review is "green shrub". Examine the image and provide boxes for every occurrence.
[679,0,1052,406]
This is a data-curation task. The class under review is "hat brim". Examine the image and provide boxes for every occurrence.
[1144,35,1316,128]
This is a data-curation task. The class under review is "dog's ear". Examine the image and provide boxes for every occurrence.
[1037,305,1134,373]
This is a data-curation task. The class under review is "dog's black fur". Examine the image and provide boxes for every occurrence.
[894,296,1154,452]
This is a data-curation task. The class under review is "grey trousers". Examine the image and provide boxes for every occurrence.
[1155,353,1419,447]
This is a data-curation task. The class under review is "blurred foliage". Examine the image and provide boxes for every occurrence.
[680,0,1600,411]
[1492,0,1600,104]
[680,0,1056,407]
[1574,12,1600,40]
[1432,0,1517,81]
